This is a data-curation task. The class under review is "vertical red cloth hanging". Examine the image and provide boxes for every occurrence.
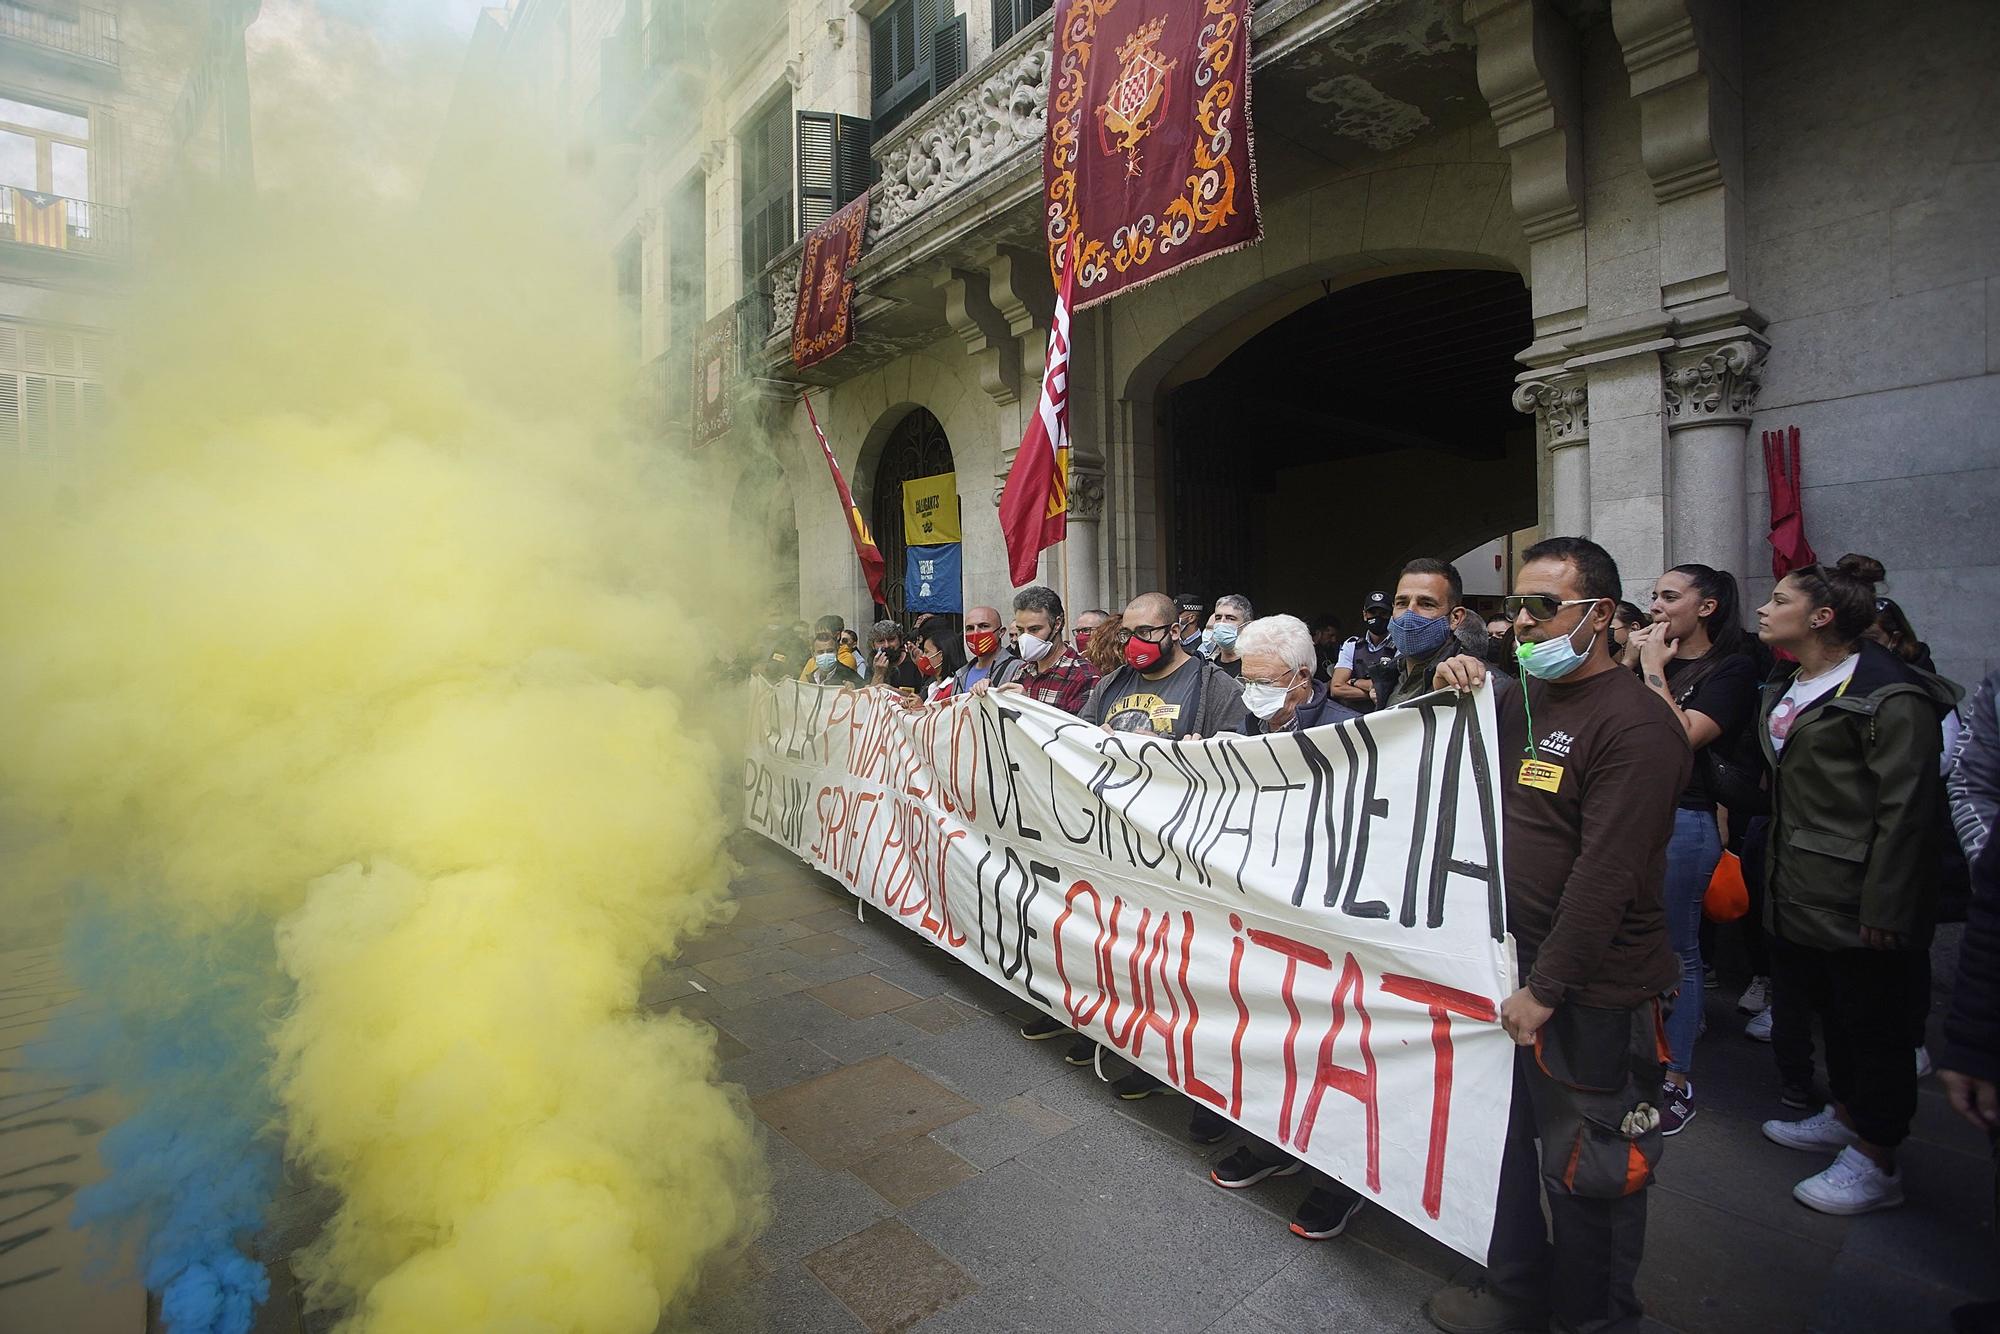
[998,237,1075,588]
[1762,426,1817,578]
[805,392,886,606]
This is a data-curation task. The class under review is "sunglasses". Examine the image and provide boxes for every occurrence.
[1502,594,1602,623]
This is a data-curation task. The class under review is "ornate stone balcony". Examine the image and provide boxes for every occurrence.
[0,2,118,69]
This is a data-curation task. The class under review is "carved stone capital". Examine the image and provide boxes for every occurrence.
[1068,460,1106,523]
[1511,374,1590,446]
[1662,339,1766,425]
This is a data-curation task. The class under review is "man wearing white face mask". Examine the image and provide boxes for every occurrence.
[1005,585,1098,715]
[1233,614,1358,735]
[1200,593,1254,678]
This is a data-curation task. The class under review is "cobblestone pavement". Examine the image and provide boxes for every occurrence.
[4,836,1994,1333]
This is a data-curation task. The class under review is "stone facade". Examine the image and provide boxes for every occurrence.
[473,0,1999,685]
[0,0,255,469]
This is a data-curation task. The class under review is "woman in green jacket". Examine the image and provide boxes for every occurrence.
[1754,555,1960,1216]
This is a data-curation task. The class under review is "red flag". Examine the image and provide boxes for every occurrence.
[999,239,1075,587]
[805,393,886,606]
[1762,426,1816,579]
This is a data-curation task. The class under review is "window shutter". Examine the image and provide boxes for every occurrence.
[48,377,75,456]
[992,0,1049,46]
[22,375,48,461]
[834,114,875,205]
[0,374,17,460]
[797,110,836,236]
[931,13,966,91]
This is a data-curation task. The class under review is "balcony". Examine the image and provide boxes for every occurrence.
[0,189,128,260]
[635,0,704,132]
[0,3,119,71]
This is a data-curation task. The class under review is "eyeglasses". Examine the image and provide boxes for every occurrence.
[1503,594,1602,623]
[1117,624,1172,644]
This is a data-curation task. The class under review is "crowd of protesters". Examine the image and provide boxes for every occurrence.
[756,537,1999,1334]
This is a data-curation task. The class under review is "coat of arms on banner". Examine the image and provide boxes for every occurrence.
[791,190,871,370]
[693,308,738,450]
[1045,0,1261,309]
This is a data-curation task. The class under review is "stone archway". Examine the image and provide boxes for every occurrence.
[859,405,955,618]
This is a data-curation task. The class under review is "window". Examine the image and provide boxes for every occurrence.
[739,95,792,280]
[0,92,91,249]
[870,0,966,138]
[991,0,1049,46]
[796,112,872,236]
[0,321,108,474]
[613,231,642,359]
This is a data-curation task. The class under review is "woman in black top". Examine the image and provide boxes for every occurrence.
[1631,564,1760,1135]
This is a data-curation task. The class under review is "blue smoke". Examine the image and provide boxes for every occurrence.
[41,902,285,1334]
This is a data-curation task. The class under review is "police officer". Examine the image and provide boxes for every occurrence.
[1329,590,1397,713]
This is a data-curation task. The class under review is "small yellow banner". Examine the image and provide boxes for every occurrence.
[902,472,961,544]
[1517,759,1565,793]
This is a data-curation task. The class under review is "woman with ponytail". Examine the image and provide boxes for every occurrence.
[1753,555,1961,1215]
[1631,564,1761,1134]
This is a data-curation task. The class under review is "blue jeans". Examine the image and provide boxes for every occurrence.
[1663,807,1721,1075]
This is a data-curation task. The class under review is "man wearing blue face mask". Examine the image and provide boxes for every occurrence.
[1424,537,1690,1334]
[1370,559,1474,711]
[1199,593,1253,677]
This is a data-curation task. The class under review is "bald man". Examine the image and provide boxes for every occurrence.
[945,603,1025,696]
[1080,591,1247,741]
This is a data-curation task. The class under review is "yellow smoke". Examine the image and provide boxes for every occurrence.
[0,105,770,1334]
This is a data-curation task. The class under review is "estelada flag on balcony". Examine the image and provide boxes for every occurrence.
[998,237,1075,587]
[13,189,67,250]
[792,189,870,370]
[804,392,887,606]
[1044,0,1260,309]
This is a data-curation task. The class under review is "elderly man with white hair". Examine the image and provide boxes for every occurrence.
[1234,613,1361,734]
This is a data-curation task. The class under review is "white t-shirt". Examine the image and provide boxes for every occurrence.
[1768,653,1860,755]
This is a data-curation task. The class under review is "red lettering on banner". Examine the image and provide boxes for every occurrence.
[1381,974,1496,1218]
[1245,925,1335,1145]
[1052,881,1107,1026]
[840,790,882,885]
[810,785,842,866]
[943,706,980,819]
[1098,901,1144,1048]
[1295,954,1379,1195]
[931,822,968,947]
[1224,914,1252,1118]
[1177,911,1225,1110]
[1127,909,1181,1082]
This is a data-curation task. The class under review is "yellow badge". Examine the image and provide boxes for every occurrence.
[1518,759,1565,793]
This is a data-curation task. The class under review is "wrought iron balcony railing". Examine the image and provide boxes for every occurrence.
[0,3,119,68]
[0,189,129,259]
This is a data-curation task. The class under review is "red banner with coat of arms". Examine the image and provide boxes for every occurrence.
[1044,0,1260,309]
[791,189,870,370]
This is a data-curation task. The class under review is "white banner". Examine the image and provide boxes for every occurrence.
[742,679,1519,1261]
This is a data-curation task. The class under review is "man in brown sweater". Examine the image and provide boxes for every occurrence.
[1427,536,1691,1334]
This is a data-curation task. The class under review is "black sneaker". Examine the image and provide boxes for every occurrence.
[1188,1107,1229,1145]
[1660,1079,1696,1136]
[1210,1145,1302,1189]
[1290,1183,1364,1240]
[1063,1038,1097,1067]
[1020,1014,1067,1040]
[1111,1070,1165,1100]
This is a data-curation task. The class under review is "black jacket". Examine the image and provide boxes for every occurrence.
[1949,669,1999,861]
[1944,832,2000,1083]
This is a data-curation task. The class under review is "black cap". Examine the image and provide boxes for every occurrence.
[1173,591,1204,612]
[1363,591,1390,610]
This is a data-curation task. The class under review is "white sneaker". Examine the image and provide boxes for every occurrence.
[1763,1104,1863,1153]
[1916,1045,1933,1079]
[1745,1008,1774,1042]
[1736,976,1771,1015]
[1793,1145,1905,1215]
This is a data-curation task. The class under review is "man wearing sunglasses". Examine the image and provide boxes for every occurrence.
[1424,537,1690,1334]
[1080,591,1248,742]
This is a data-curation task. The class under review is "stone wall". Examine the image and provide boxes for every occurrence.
[1740,0,1999,685]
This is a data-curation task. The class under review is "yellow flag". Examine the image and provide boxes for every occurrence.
[902,472,961,544]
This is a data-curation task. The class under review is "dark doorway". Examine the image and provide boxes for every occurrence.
[869,407,954,617]
[1163,268,1535,618]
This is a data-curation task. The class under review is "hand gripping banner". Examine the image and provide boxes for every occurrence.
[743,680,1519,1261]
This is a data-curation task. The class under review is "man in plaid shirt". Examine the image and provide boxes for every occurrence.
[1007,585,1098,714]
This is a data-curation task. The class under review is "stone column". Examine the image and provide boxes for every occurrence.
[1512,372,1592,536]
[1663,334,1766,571]
[1063,457,1106,615]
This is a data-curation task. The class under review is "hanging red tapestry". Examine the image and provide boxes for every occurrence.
[1043,0,1261,310]
[791,189,871,370]
[692,307,737,451]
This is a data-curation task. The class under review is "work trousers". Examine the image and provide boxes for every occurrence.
[1769,937,1919,1147]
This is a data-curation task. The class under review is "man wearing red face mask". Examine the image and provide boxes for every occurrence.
[1081,591,1247,741]
[944,604,1025,698]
